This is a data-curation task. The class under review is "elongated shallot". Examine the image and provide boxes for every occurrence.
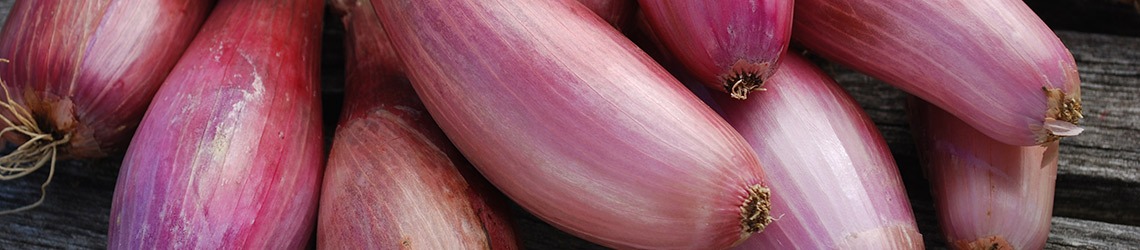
[318,0,518,248]
[373,0,772,248]
[909,98,1058,250]
[109,0,324,248]
[794,0,1083,146]
[717,52,923,249]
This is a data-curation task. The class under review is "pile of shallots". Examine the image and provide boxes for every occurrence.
[0,0,1079,249]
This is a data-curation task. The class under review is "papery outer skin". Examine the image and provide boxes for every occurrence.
[793,0,1082,146]
[908,98,1057,250]
[318,0,518,249]
[108,0,324,248]
[624,10,719,108]
[0,0,213,158]
[575,0,637,30]
[372,0,770,249]
[632,31,726,118]
[639,0,793,98]
[716,53,923,250]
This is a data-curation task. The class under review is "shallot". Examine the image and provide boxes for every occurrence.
[0,0,212,212]
[793,0,1083,146]
[717,52,923,249]
[108,0,324,248]
[373,0,772,248]
[639,0,793,99]
[909,97,1058,250]
[318,0,517,248]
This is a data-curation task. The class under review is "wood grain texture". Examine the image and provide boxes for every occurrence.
[0,160,118,249]
[1048,217,1140,249]
[1,1,1138,249]
[1050,32,1140,227]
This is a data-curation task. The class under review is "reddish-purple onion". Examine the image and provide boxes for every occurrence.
[373,0,772,248]
[793,0,1083,146]
[639,0,793,99]
[318,0,518,248]
[0,0,213,212]
[909,97,1058,250]
[108,0,324,248]
[713,52,923,249]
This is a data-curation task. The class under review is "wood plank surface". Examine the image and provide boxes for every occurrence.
[1,1,1138,249]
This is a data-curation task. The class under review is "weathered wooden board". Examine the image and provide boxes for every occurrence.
[1,1,1137,249]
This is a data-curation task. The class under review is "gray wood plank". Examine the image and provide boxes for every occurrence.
[1051,31,1140,230]
[0,160,117,250]
[1047,217,1140,249]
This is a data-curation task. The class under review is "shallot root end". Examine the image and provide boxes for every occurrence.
[739,184,773,235]
[723,61,772,100]
[0,74,70,214]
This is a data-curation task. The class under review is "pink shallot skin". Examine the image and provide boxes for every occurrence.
[373,0,771,249]
[909,98,1058,250]
[794,0,1083,146]
[108,0,324,249]
[639,0,794,100]
[0,0,213,157]
[575,0,637,30]
[717,53,923,250]
[318,0,518,248]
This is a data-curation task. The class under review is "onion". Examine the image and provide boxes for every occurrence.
[318,0,517,248]
[575,0,636,30]
[793,0,1083,146]
[0,0,212,212]
[372,0,772,248]
[108,0,324,248]
[714,52,923,249]
[908,97,1058,250]
[638,0,793,99]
